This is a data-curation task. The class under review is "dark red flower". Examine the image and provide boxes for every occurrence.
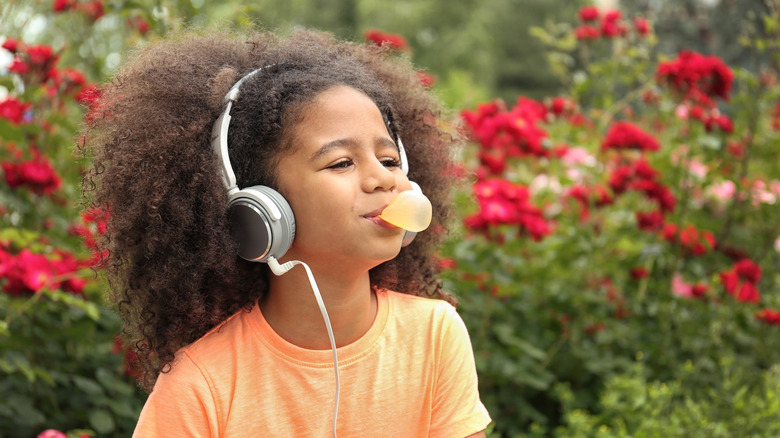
[76,83,101,105]
[76,84,103,122]
[600,11,627,38]
[703,113,734,133]
[127,15,151,34]
[662,223,678,243]
[773,103,780,131]
[720,258,762,303]
[656,50,734,102]
[734,258,761,283]
[25,44,58,70]
[75,1,105,21]
[2,152,62,195]
[1,38,19,53]
[678,224,715,256]
[416,71,435,88]
[51,250,87,295]
[607,159,675,212]
[549,97,576,116]
[630,267,649,280]
[602,121,660,152]
[579,6,600,21]
[8,57,29,75]
[1,249,55,296]
[735,282,760,303]
[633,17,650,35]
[437,257,457,270]
[756,309,780,326]
[691,284,708,297]
[52,0,76,12]
[635,210,665,231]
[0,97,30,125]
[726,141,745,158]
[575,25,600,40]
[462,98,550,176]
[112,336,143,380]
[464,179,551,241]
[363,29,408,50]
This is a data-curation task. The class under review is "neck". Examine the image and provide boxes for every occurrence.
[261,260,377,350]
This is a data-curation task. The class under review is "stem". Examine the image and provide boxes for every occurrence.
[539,334,567,370]
[596,81,656,131]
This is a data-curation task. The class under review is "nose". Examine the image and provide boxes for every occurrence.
[362,158,397,193]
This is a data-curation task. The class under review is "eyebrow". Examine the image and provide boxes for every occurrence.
[310,136,398,162]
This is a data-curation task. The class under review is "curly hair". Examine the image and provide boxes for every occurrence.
[82,28,460,392]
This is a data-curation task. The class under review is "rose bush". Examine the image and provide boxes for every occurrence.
[445,4,780,436]
[0,1,154,435]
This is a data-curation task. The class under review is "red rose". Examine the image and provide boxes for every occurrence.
[735,258,761,283]
[579,6,599,21]
[635,210,665,231]
[416,71,435,88]
[756,309,780,326]
[1,38,19,53]
[630,267,649,280]
[633,17,650,35]
[602,121,660,152]
[8,57,29,74]
[0,97,30,125]
[657,50,734,102]
[363,29,407,50]
[52,0,76,12]
[574,25,600,40]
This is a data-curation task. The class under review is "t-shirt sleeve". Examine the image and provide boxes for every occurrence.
[429,304,492,438]
[133,351,219,438]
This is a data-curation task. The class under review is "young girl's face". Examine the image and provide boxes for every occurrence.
[274,85,413,269]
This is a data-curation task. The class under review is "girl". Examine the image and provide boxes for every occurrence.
[83,28,490,437]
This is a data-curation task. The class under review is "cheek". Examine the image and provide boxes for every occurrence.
[287,187,350,229]
[397,174,414,191]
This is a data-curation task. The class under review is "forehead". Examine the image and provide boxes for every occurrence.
[287,85,391,147]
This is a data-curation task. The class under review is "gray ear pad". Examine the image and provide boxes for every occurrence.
[228,185,296,262]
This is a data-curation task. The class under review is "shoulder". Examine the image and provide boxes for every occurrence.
[172,305,257,373]
[381,289,464,338]
[383,289,456,315]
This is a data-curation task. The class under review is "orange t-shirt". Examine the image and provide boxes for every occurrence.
[133,289,491,437]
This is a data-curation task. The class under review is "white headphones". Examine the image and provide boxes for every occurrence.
[211,66,422,263]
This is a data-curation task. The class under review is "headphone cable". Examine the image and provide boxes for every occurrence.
[267,257,340,438]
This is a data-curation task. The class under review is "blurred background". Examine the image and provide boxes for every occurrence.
[2,0,780,437]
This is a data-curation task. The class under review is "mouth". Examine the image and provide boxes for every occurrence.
[363,205,398,229]
[363,205,389,219]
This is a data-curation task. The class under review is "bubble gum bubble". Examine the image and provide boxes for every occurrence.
[379,190,432,232]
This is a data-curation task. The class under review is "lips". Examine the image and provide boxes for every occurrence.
[363,204,398,229]
[363,205,389,219]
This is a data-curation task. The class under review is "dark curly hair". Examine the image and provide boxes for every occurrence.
[82,28,460,392]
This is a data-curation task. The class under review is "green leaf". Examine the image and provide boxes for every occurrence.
[72,376,105,396]
[89,409,116,434]
[0,118,25,143]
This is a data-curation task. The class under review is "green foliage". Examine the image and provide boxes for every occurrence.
[1,1,156,435]
[531,359,780,437]
[446,3,780,436]
[0,288,144,436]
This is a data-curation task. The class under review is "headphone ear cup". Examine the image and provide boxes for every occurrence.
[228,186,296,262]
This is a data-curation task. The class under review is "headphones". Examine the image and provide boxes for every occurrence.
[211,66,423,263]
